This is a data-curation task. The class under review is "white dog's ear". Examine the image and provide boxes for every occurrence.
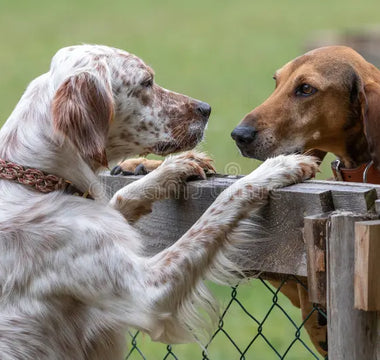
[52,70,113,167]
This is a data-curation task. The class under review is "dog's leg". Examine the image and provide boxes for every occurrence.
[26,154,316,357]
[135,154,318,343]
[109,151,215,223]
[268,279,327,357]
[298,284,328,356]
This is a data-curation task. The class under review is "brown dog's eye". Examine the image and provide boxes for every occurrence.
[295,84,317,97]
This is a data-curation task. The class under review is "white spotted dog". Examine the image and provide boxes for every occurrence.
[0,44,318,360]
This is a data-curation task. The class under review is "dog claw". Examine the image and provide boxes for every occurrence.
[110,165,122,175]
[134,164,148,176]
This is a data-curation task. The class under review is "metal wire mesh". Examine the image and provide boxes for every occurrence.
[125,276,327,360]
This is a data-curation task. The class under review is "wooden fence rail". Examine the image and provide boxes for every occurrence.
[100,173,380,360]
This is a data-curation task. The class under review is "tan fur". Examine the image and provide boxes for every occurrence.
[118,158,163,173]
[234,46,380,169]
[115,150,216,176]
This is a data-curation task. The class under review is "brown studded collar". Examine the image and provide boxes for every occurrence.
[0,158,93,199]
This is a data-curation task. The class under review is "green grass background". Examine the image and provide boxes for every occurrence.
[1,0,380,358]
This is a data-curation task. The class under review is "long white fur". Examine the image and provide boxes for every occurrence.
[0,44,317,360]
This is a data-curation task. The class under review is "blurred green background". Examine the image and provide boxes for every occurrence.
[1,0,380,358]
[2,0,380,177]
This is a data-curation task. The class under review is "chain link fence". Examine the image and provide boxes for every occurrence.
[124,275,327,360]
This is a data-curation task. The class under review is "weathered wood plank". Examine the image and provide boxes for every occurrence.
[304,214,329,305]
[252,186,333,276]
[376,199,380,215]
[296,181,378,212]
[309,179,380,195]
[99,174,380,277]
[100,174,336,276]
[327,213,378,360]
[355,220,380,311]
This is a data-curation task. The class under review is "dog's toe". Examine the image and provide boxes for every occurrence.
[110,165,122,175]
[114,158,163,176]
[134,164,148,176]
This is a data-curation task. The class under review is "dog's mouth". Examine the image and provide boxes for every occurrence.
[152,122,206,156]
[238,143,304,160]
[152,134,203,156]
[152,141,181,156]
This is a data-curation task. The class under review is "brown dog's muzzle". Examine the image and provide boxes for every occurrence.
[231,111,267,158]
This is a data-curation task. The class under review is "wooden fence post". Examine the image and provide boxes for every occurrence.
[327,213,378,360]
[304,214,329,305]
[354,220,380,311]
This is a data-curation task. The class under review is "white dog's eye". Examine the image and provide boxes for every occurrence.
[141,78,153,88]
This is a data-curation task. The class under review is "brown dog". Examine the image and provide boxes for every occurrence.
[232,46,380,178]
[231,45,380,357]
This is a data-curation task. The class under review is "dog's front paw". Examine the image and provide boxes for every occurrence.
[255,154,319,188]
[161,151,216,182]
[110,158,163,176]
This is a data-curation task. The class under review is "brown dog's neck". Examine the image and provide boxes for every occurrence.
[337,131,371,169]
[308,129,371,169]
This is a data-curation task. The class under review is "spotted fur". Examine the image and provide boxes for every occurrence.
[0,44,318,359]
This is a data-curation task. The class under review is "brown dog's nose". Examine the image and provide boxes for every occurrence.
[231,126,257,145]
[196,101,212,119]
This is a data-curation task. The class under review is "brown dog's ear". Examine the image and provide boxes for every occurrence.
[361,83,380,170]
[52,71,113,167]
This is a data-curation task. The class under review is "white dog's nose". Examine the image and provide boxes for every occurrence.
[196,101,211,120]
